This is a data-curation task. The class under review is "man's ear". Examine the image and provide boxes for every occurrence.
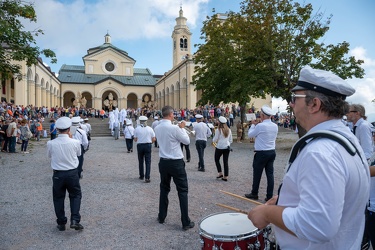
[308,97,322,114]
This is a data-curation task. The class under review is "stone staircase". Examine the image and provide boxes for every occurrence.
[41,117,117,137]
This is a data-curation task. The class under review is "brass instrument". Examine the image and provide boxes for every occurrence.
[211,141,217,148]
[173,120,195,136]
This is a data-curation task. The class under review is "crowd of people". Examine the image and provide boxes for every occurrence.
[2,65,375,249]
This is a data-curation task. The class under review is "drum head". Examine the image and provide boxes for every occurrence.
[199,212,257,237]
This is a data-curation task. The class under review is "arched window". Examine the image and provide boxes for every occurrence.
[180,36,188,51]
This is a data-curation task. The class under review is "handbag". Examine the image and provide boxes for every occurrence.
[26,130,33,139]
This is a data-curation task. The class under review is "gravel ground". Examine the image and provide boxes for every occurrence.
[0,128,298,250]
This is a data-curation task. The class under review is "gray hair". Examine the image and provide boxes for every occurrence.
[304,90,349,119]
[350,104,367,120]
[162,106,174,118]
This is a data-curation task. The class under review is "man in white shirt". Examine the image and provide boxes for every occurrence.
[154,106,194,231]
[193,114,212,172]
[47,117,83,231]
[151,116,159,148]
[71,117,89,179]
[347,104,375,249]
[245,105,278,202]
[134,116,156,183]
[248,66,370,249]
[6,117,17,153]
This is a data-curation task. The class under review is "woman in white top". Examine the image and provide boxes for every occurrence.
[212,116,233,181]
[123,119,135,153]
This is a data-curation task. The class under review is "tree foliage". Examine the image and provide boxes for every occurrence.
[0,0,57,79]
[193,0,364,109]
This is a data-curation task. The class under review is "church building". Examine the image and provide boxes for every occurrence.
[1,8,271,111]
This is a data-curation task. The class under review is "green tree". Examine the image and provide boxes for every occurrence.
[193,2,276,122]
[0,0,57,79]
[193,0,364,135]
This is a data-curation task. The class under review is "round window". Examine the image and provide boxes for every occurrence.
[105,62,115,72]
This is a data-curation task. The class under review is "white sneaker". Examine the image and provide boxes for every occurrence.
[24,151,29,154]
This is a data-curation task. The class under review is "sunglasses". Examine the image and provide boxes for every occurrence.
[290,93,307,104]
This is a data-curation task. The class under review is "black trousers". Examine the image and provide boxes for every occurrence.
[77,145,85,178]
[251,150,276,199]
[125,138,133,151]
[52,168,82,225]
[180,143,190,161]
[363,210,375,248]
[214,148,230,176]
[195,140,207,169]
[158,158,191,227]
[137,143,152,179]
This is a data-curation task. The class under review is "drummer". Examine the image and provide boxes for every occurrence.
[247,66,370,249]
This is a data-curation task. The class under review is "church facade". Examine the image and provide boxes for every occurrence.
[1,8,271,111]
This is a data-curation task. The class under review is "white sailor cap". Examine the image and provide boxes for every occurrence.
[80,118,84,123]
[84,118,89,121]
[261,105,274,116]
[71,116,81,126]
[154,116,158,120]
[292,66,355,99]
[195,114,203,119]
[139,116,148,121]
[218,116,227,124]
[55,117,72,129]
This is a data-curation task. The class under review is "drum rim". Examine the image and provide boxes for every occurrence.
[198,212,261,241]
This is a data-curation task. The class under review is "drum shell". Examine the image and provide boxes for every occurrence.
[199,212,265,250]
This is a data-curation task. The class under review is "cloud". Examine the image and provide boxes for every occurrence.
[23,0,209,59]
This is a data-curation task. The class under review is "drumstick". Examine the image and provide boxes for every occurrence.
[216,203,248,215]
[220,190,264,206]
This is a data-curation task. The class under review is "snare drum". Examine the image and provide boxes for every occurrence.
[199,212,265,250]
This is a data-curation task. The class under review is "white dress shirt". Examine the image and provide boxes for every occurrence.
[154,119,189,159]
[193,122,212,141]
[212,128,233,149]
[275,119,370,250]
[123,125,135,140]
[72,127,89,151]
[134,125,155,143]
[353,117,374,159]
[247,119,278,151]
[47,134,81,170]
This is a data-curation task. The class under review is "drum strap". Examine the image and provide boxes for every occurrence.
[277,130,365,205]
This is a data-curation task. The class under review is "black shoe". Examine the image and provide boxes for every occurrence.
[244,193,259,200]
[216,174,223,179]
[198,168,205,172]
[57,224,66,231]
[70,221,84,230]
[187,159,190,162]
[221,177,227,181]
[79,173,83,179]
[139,177,144,180]
[157,217,165,224]
[145,179,150,183]
[182,221,195,231]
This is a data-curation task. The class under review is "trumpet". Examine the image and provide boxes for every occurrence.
[184,127,196,136]
[211,141,217,148]
[173,120,195,136]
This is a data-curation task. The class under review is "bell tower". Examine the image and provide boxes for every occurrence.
[172,7,192,67]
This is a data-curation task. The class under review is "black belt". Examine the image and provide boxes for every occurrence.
[254,149,275,152]
[160,158,182,161]
[138,143,152,145]
[53,168,77,173]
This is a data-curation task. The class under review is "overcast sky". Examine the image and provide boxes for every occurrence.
[23,0,375,120]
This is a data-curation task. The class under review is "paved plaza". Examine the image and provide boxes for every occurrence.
[0,128,298,249]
